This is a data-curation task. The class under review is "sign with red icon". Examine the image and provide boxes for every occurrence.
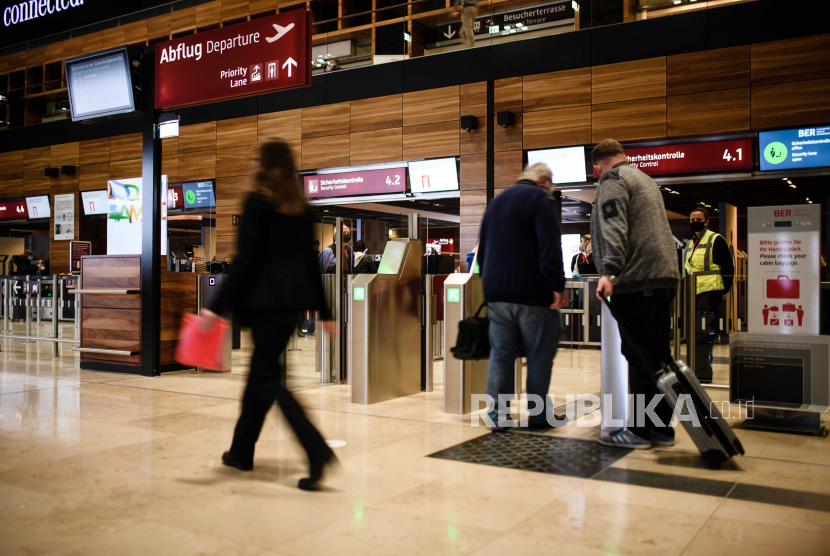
[154,9,311,109]
[592,139,753,178]
[0,199,28,220]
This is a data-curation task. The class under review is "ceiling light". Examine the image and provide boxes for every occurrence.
[806,198,810,201]
[782,178,788,181]
[504,25,511,29]
[510,29,516,33]
[789,184,796,188]
[673,0,681,4]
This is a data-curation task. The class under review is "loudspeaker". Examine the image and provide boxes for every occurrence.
[460,115,478,132]
[497,111,514,128]
[61,165,76,176]
[44,167,59,178]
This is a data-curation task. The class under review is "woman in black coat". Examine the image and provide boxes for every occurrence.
[201,138,336,490]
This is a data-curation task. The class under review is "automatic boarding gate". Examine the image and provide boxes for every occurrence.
[349,238,423,404]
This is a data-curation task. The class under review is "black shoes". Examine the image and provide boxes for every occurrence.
[221,451,253,472]
[298,450,338,491]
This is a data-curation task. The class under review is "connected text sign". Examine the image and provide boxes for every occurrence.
[154,9,310,109]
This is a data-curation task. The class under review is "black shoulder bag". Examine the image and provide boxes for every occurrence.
[450,302,490,361]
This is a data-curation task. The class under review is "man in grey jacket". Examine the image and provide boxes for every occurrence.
[590,139,680,449]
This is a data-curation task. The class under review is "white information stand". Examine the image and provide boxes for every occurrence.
[600,302,629,431]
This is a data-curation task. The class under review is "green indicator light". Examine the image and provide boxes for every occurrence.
[607,296,611,303]
[447,288,460,303]
[354,287,365,301]
[185,189,196,204]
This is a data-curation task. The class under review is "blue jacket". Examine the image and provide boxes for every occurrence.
[478,180,565,306]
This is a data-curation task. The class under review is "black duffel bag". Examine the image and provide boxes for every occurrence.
[450,302,490,360]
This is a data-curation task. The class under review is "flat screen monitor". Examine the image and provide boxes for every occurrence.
[65,46,135,122]
[81,190,108,215]
[526,146,587,184]
[25,195,51,219]
[561,234,581,279]
[181,181,216,209]
[759,127,830,171]
[408,158,459,194]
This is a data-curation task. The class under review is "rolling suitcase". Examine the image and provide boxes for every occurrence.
[606,299,745,469]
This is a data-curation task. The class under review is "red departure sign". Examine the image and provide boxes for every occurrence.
[592,139,753,178]
[0,200,28,220]
[167,186,183,209]
[154,9,311,109]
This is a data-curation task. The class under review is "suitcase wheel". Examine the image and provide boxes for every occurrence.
[703,450,728,470]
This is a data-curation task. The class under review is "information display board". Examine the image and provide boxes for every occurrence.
[592,139,753,178]
[408,158,459,194]
[65,47,135,121]
[304,167,406,198]
[759,126,830,171]
[81,190,108,215]
[182,181,216,208]
[0,199,28,220]
[747,204,820,335]
[70,241,92,272]
[155,9,311,109]
[25,196,50,219]
[53,193,75,240]
[527,147,587,184]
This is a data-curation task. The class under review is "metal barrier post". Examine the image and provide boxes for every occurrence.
[685,273,696,372]
[36,278,42,329]
[2,278,7,334]
[23,275,33,343]
[58,277,63,321]
[51,274,59,357]
[75,275,82,342]
[673,278,682,360]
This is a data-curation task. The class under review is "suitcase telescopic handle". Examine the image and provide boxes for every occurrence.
[601,297,666,382]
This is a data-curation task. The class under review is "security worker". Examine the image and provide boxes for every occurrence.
[686,208,734,383]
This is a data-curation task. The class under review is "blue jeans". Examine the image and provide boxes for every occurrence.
[486,302,561,426]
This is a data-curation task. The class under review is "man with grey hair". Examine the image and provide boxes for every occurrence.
[477,163,566,431]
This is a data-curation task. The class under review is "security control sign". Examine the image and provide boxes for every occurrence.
[304,167,407,198]
[155,9,311,109]
[759,127,830,171]
[747,204,820,336]
[182,181,215,209]
[592,139,752,178]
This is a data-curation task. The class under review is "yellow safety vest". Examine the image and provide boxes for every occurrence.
[685,229,725,295]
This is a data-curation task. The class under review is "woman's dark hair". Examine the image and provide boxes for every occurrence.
[253,138,306,216]
[691,207,709,221]
[22,249,34,257]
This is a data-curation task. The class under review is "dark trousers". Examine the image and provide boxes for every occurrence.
[694,291,722,382]
[608,289,676,439]
[230,312,331,466]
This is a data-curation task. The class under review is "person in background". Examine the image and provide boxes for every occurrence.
[313,238,320,254]
[353,240,377,274]
[11,249,44,275]
[325,59,340,72]
[478,163,566,431]
[452,0,478,49]
[591,139,680,450]
[687,207,734,384]
[572,234,597,278]
[318,224,353,274]
[200,138,337,491]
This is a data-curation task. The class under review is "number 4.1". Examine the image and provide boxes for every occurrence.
[723,148,742,162]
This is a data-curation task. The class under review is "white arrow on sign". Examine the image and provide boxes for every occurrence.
[282,57,297,77]
[266,22,295,43]
[13,282,20,294]
[444,26,456,39]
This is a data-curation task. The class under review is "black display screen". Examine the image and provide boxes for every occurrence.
[774,221,792,228]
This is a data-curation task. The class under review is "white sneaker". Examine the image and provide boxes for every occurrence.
[599,428,652,450]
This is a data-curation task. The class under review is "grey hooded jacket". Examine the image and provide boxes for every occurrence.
[590,161,680,294]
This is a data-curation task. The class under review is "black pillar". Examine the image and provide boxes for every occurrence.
[486,79,494,204]
[140,44,162,377]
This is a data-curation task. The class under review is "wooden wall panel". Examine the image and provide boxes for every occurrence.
[592,98,666,142]
[592,57,666,104]
[460,82,487,155]
[494,77,522,113]
[0,178,23,198]
[0,151,24,178]
[162,156,179,183]
[667,46,750,95]
[23,172,50,195]
[51,143,79,167]
[217,116,258,149]
[259,109,302,141]
[751,78,830,130]
[179,122,217,153]
[494,113,522,152]
[26,47,44,67]
[215,175,250,205]
[80,138,110,165]
[82,32,104,55]
[667,88,750,137]
[147,13,171,40]
[160,271,198,366]
[62,37,83,58]
[351,95,402,133]
[171,6,196,31]
[102,27,126,50]
[301,134,350,169]
[751,35,830,87]
[250,0,280,14]
[79,164,110,191]
[222,0,249,20]
[110,159,142,180]
[402,121,459,160]
[196,0,222,26]
[110,133,142,162]
[24,146,51,174]
[303,103,350,139]
[44,41,64,63]
[460,154,486,190]
[216,145,256,177]
[350,128,403,165]
[460,190,486,221]
[523,105,591,149]
[495,150,523,188]
[460,225,480,262]
[403,86,459,126]
[460,121,487,155]
[178,151,217,181]
[122,21,148,44]
[82,256,140,288]
[523,68,591,112]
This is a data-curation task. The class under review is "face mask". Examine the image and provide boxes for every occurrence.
[690,221,706,233]
[342,235,351,243]
[578,245,584,252]
[28,256,33,260]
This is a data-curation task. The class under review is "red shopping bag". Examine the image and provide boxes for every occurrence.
[175,313,232,371]
[766,276,800,299]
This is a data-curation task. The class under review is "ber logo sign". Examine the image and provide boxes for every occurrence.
[154,9,310,109]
